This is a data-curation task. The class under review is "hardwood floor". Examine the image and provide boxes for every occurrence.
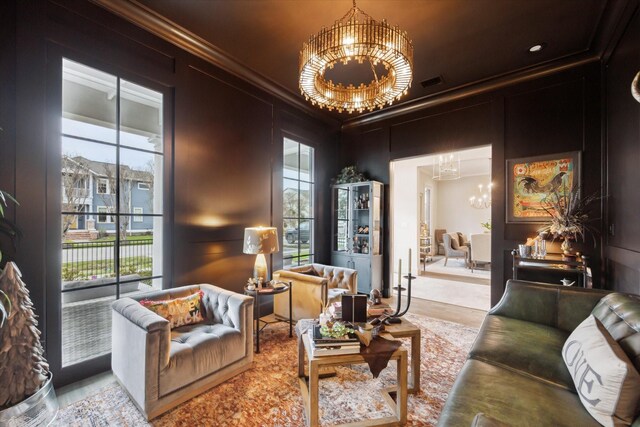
[382,296,486,329]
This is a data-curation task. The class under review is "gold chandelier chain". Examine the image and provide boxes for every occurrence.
[338,0,372,23]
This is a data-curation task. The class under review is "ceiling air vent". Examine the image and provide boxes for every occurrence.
[421,76,443,88]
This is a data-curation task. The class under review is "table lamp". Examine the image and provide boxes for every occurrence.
[243,226,279,283]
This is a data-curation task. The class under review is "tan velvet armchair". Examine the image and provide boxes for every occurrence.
[273,263,358,321]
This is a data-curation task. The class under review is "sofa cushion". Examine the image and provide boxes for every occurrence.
[436,359,601,427]
[448,233,460,249]
[140,291,204,329]
[296,266,320,276]
[562,315,640,426]
[591,293,640,371]
[159,322,244,396]
[469,315,574,390]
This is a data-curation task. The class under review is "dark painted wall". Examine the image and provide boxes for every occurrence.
[605,4,640,295]
[341,62,604,305]
[3,0,339,385]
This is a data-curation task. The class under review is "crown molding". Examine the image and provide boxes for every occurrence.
[342,54,599,131]
[89,0,337,125]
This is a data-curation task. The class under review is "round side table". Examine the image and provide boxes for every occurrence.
[244,282,293,353]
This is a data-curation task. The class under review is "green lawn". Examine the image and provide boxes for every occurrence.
[62,256,152,282]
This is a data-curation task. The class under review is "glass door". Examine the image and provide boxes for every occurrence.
[333,186,350,252]
[53,57,168,383]
[351,184,371,254]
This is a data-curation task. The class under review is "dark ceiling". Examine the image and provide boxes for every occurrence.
[135,0,609,118]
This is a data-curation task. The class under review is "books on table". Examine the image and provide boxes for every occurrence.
[309,325,360,357]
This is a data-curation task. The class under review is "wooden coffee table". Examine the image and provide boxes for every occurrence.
[383,318,421,394]
[298,333,408,427]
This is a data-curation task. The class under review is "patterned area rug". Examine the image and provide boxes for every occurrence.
[55,314,477,426]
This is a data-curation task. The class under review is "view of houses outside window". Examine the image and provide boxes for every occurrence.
[283,138,314,267]
[61,59,164,366]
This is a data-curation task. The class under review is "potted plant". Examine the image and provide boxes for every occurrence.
[480,220,491,232]
[537,184,599,255]
[0,189,58,425]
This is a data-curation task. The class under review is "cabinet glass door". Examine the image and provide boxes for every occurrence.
[333,186,350,252]
[351,184,371,255]
[371,184,381,255]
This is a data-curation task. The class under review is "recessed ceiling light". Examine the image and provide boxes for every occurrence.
[528,43,546,53]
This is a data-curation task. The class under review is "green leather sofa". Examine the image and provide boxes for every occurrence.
[437,280,640,427]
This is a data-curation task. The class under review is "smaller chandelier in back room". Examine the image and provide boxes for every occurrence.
[299,0,413,114]
[433,153,461,180]
[469,183,492,209]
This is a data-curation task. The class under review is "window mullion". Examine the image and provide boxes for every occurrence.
[297,143,301,265]
[115,78,121,299]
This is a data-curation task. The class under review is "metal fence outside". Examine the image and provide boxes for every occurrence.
[62,239,153,281]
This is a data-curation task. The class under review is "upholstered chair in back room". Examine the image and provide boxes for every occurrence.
[443,233,469,266]
[469,233,491,272]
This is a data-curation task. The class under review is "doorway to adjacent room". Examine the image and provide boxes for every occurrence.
[390,145,492,311]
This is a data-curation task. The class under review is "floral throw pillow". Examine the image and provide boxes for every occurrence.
[140,290,205,329]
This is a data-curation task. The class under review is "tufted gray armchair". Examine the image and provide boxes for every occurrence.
[111,284,253,420]
[273,263,357,321]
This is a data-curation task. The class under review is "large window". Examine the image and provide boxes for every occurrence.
[60,59,164,367]
[283,138,314,267]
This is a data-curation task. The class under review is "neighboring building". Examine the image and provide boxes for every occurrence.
[62,155,154,238]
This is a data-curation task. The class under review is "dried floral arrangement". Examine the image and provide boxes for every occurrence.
[537,184,599,253]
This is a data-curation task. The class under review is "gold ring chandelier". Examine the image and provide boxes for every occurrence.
[299,0,413,114]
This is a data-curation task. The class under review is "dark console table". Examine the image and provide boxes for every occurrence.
[511,250,591,288]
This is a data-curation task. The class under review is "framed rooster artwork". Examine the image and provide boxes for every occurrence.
[506,151,581,223]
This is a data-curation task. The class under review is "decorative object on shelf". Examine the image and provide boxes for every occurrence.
[299,0,413,114]
[469,183,492,209]
[480,220,492,231]
[333,165,367,184]
[537,184,599,255]
[369,289,381,305]
[632,71,640,103]
[506,151,581,223]
[518,244,532,258]
[243,226,279,284]
[355,193,370,209]
[433,153,461,180]
[532,236,547,259]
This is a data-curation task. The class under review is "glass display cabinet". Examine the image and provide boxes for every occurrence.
[331,181,383,294]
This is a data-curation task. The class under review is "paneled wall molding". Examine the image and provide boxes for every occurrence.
[342,55,599,130]
[89,0,337,126]
[606,245,640,269]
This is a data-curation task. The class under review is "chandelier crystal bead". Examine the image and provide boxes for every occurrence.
[299,1,413,114]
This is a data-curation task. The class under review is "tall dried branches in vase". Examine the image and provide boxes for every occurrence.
[537,184,599,254]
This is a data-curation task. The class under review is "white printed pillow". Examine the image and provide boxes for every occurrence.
[562,315,640,426]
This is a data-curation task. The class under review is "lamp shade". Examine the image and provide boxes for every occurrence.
[243,227,279,255]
